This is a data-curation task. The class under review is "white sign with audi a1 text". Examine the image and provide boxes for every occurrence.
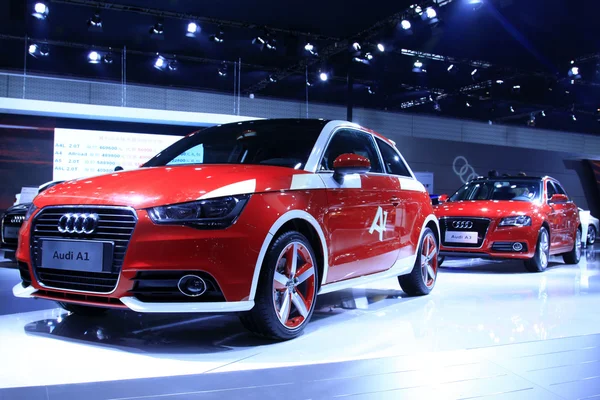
[445,231,478,244]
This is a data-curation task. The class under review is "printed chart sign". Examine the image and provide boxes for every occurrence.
[53,128,183,181]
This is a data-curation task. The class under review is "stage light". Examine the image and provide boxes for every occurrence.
[466,102,472,107]
[414,60,423,68]
[434,101,441,111]
[210,28,224,43]
[352,42,361,51]
[353,56,369,65]
[269,75,278,83]
[496,80,504,84]
[168,60,178,71]
[305,43,317,55]
[154,55,166,70]
[319,72,329,82]
[377,43,385,52]
[103,53,114,64]
[401,20,412,30]
[28,44,38,55]
[87,12,102,31]
[87,51,101,64]
[569,66,580,78]
[306,79,314,87]
[33,2,49,19]
[425,7,437,19]
[28,43,49,57]
[415,6,423,14]
[186,22,200,37]
[512,85,521,93]
[572,114,577,121]
[541,110,546,117]
[510,106,515,113]
[471,68,478,76]
[151,22,164,35]
[266,38,277,50]
[448,65,454,72]
[469,0,483,3]
[367,86,376,95]
[365,52,373,61]
[218,62,228,76]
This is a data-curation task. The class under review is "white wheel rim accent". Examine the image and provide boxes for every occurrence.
[420,233,438,288]
[576,230,582,260]
[540,230,549,269]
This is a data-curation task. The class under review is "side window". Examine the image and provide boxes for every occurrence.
[375,138,412,177]
[168,144,204,165]
[320,129,383,173]
[554,182,570,200]
[546,181,557,201]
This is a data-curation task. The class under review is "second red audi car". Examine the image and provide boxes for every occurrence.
[435,175,582,272]
[14,119,440,340]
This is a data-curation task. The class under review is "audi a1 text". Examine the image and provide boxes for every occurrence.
[434,175,582,272]
[14,119,440,340]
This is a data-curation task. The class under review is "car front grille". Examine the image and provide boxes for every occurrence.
[2,212,25,245]
[440,217,491,248]
[30,206,137,293]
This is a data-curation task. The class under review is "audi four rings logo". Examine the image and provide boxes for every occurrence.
[452,220,474,229]
[453,156,479,184]
[58,213,99,234]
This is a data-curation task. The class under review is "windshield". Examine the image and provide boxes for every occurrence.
[449,180,542,202]
[143,119,327,169]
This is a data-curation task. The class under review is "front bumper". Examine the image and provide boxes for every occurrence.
[15,201,270,312]
[440,222,538,260]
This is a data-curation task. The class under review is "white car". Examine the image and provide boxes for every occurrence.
[579,208,599,246]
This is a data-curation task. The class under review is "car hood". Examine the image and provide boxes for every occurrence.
[34,165,310,209]
[434,200,540,219]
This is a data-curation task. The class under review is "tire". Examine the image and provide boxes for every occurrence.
[399,228,438,296]
[524,227,550,272]
[588,225,597,245]
[57,302,108,317]
[438,255,445,268]
[563,228,582,265]
[239,231,319,340]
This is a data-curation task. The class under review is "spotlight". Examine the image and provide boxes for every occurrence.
[352,42,361,52]
[541,110,546,117]
[471,68,478,76]
[471,68,480,80]
[252,35,266,48]
[305,43,317,55]
[168,60,178,71]
[367,86,376,95]
[414,60,423,68]
[210,28,225,43]
[103,53,114,64]
[496,80,504,84]
[425,7,437,19]
[28,43,49,58]
[377,43,385,52]
[569,66,580,78]
[269,75,278,83]
[353,56,370,65]
[306,79,314,87]
[266,37,277,50]
[466,102,472,107]
[447,64,455,72]
[217,62,228,77]
[33,2,49,19]
[527,113,535,127]
[87,51,101,64]
[469,0,484,10]
[400,20,412,30]
[319,72,329,82]
[365,52,374,61]
[87,12,102,31]
[414,5,423,14]
[572,114,577,121]
[434,101,441,111]
[150,22,164,35]
[512,85,521,93]
[510,106,515,113]
[413,60,424,73]
[186,22,200,37]
[154,55,166,70]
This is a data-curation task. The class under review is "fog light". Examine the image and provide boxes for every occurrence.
[177,275,207,297]
[512,242,524,252]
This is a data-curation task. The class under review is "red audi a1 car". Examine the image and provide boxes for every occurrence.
[14,119,440,340]
[435,175,582,272]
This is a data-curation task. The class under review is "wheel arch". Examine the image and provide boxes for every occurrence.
[248,210,329,301]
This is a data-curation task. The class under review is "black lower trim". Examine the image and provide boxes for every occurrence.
[130,271,226,303]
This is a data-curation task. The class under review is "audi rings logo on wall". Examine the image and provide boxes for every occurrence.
[453,156,479,184]
[58,213,99,234]
[452,220,474,229]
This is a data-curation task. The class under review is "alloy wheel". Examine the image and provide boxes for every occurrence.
[589,227,596,245]
[421,233,438,288]
[272,242,316,329]
[576,230,582,260]
[540,230,549,269]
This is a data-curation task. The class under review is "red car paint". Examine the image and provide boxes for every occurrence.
[15,120,439,313]
[434,176,580,260]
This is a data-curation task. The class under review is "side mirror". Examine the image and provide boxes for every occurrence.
[333,153,370,184]
[438,194,449,203]
[549,194,568,204]
[114,166,124,171]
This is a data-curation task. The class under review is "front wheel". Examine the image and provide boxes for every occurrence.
[399,228,438,296]
[240,231,318,340]
[524,227,550,273]
[588,225,596,245]
[563,229,582,265]
[57,302,108,317]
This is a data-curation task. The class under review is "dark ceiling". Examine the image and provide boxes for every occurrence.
[1,0,600,134]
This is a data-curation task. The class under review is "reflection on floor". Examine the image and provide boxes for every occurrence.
[0,247,599,399]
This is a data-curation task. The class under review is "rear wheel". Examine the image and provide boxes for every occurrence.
[240,231,318,340]
[588,225,596,245]
[57,302,108,317]
[563,228,582,265]
[524,227,550,272]
[399,228,438,296]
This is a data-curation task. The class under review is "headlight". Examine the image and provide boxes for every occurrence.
[148,195,250,229]
[499,215,532,227]
[24,204,38,222]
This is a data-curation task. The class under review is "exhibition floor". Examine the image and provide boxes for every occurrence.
[0,249,599,399]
